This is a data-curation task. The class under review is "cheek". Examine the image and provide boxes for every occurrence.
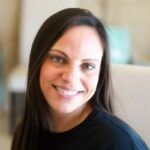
[39,62,53,89]
[39,65,47,91]
[40,62,54,80]
[40,63,48,79]
[39,62,62,88]
[86,72,100,92]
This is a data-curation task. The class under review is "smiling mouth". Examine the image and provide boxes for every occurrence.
[53,85,83,97]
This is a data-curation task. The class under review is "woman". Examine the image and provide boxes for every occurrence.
[11,8,149,150]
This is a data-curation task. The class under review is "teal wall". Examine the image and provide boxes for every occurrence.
[107,26,132,64]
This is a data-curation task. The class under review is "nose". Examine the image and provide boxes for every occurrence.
[62,65,80,84]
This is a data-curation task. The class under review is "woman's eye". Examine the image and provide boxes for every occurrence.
[82,63,95,71]
[48,55,65,64]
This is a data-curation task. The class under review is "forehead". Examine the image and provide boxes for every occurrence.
[62,25,101,42]
[51,25,103,59]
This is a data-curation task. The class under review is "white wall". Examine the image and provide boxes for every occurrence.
[19,0,80,65]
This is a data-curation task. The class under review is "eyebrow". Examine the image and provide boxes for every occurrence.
[50,49,68,58]
[82,59,101,62]
[49,49,101,62]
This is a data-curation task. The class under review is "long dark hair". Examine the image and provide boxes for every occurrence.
[11,8,113,150]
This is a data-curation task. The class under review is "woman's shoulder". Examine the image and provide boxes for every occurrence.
[92,110,150,150]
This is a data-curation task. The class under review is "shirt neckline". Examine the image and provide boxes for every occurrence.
[43,109,98,137]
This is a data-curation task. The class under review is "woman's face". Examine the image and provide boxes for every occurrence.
[40,25,103,115]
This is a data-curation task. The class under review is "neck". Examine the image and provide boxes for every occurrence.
[49,104,92,133]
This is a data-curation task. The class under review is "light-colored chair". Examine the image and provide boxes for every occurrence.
[111,64,150,147]
[7,64,150,147]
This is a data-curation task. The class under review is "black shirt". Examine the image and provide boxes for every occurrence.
[39,110,149,150]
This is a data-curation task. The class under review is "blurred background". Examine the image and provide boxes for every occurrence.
[0,0,150,149]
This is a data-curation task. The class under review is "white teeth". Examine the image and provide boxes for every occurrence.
[56,86,79,96]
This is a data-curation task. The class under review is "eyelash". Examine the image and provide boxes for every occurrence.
[48,54,66,64]
[81,63,96,71]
